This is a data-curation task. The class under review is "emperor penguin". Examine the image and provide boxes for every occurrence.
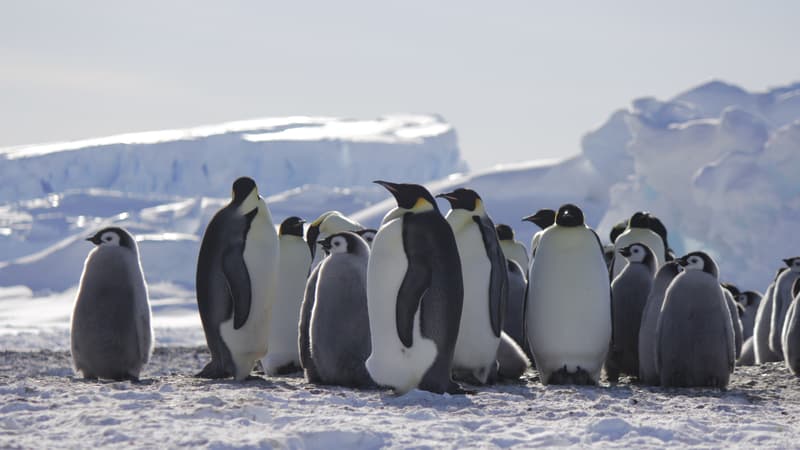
[298,211,363,381]
[309,232,374,387]
[737,336,756,366]
[438,188,508,385]
[605,243,656,382]
[769,257,800,355]
[605,220,628,268]
[495,331,530,381]
[522,208,556,265]
[737,291,762,340]
[355,228,377,247]
[196,177,279,380]
[656,251,734,388]
[753,268,785,364]
[638,261,681,386]
[525,203,611,385]
[503,258,528,351]
[611,212,669,280]
[365,181,465,395]
[495,224,529,276]
[71,227,153,381]
[721,283,744,359]
[781,279,800,375]
[261,217,311,375]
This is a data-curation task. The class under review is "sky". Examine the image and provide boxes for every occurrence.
[1,1,799,170]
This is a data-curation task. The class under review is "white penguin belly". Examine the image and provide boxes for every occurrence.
[263,236,309,374]
[365,218,437,393]
[527,227,611,383]
[452,224,500,376]
[220,206,279,379]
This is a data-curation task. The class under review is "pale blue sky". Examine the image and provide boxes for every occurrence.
[1,1,798,169]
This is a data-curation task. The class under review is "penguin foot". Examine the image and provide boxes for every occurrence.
[271,362,302,376]
[446,381,476,395]
[548,365,597,386]
[196,360,232,379]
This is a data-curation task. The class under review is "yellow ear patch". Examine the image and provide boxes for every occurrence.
[412,197,431,210]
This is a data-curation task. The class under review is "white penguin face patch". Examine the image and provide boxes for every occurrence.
[627,244,648,263]
[361,231,375,244]
[98,231,121,247]
[682,255,705,272]
[329,235,349,254]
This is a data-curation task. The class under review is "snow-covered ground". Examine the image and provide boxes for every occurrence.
[3,82,800,448]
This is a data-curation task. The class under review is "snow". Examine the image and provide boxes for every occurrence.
[3,82,800,447]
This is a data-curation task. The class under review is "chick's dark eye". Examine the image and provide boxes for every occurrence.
[104,236,112,241]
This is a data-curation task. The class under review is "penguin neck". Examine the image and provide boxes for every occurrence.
[445,207,481,232]
[237,189,262,215]
[381,201,435,226]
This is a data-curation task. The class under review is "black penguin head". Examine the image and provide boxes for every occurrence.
[676,251,719,278]
[609,220,627,243]
[522,209,556,230]
[495,224,514,241]
[783,257,800,272]
[627,211,669,248]
[737,291,761,308]
[628,211,650,229]
[231,177,257,204]
[374,180,438,212]
[721,282,741,298]
[87,227,136,250]
[319,231,368,256]
[436,188,482,212]
[279,216,305,237]
[555,204,584,227]
[354,228,377,245]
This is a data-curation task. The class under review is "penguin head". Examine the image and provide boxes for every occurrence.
[231,177,258,204]
[495,224,514,241]
[783,257,800,272]
[736,291,759,308]
[676,251,719,278]
[87,227,136,250]
[628,211,650,229]
[609,220,627,243]
[721,282,740,298]
[627,211,669,249]
[279,216,305,237]
[436,188,484,213]
[354,228,377,246]
[554,204,584,227]
[522,209,556,230]
[619,243,654,265]
[319,231,368,257]
[374,181,437,213]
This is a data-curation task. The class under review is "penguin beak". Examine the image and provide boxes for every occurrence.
[676,257,689,267]
[86,235,101,245]
[318,238,332,251]
[619,247,632,258]
[374,180,400,194]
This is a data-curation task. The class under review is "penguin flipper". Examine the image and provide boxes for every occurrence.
[222,243,252,330]
[474,216,507,337]
[396,259,431,348]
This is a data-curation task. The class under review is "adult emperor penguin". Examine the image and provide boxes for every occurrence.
[737,291,763,340]
[196,177,279,380]
[365,181,464,395]
[306,211,363,268]
[605,243,656,382]
[495,224,529,276]
[781,279,800,375]
[310,232,374,387]
[526,203,611,385]
[503,258,528,350]
[769,257,800,355]
[638,261,681,385]
[522,208,556,265]
[261,217,311,375]
[71,227,153,381]
[438,188,507,385]
[656,251,734,388]
[611,212,668,280]
[754,268,786,364]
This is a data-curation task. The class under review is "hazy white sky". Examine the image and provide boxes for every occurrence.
[1,1,798,170]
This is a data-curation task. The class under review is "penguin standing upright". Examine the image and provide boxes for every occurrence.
[754,268,785,364]
[769,257,800,355]
[310,232,374,387]
[438,188,507,385]
[721,283,744,359]
[526,204,611,385]
[611,212,669,280]
[605,243,656,382]
[638,261,681,385]
[298,211,363,382]
[503,258,528,350]
[261,216,311,375]
[737,291,762,340]
[781,279,800,375]
[71,227,153,381]
[495,224,529,276]
[365,181,464,395]
[196,177,279,380]
[656,252,734,388]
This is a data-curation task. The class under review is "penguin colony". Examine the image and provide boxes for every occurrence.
[69,176,800,393]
